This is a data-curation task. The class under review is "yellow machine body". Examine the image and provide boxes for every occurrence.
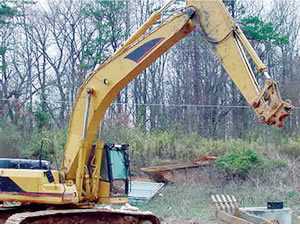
[0,169,78,205]
[0,0,292,223]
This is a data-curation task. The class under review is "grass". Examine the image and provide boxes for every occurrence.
[2,122,300,223]
[139,181,300,224]
[139,184,216,223]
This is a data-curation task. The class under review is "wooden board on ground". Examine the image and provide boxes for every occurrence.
[140,156,216,183]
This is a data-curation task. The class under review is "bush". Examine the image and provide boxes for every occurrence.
[0,118,66,168]
[215,148,287,179]
[278,138,300,158]
[102,124,262,169]
[0,120,24,157]
[215,148,260,177]
[23,129,66,167]
[0,120,291,178]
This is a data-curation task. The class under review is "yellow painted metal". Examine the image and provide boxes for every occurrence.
[187,0,292,127]
[63,9,195,183]
[98,180,128,204]
[98,181,110,200]
[62,0,292,202]
[187,0,260,103]
[0,0,292,208]
[114,0,176,57]
[95,167,129,204]
[235,27,268,72]
[75,141,87,200]
[99,197,128,205]
[0,169,78,205]
[91,141,104,201]
[216,37,260,103]
[97,179,128,204]
[187,0,266,72]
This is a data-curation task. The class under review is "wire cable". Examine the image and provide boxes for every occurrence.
[1,98,300,109]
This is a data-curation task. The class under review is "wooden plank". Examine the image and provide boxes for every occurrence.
[216,210,251,224]
[239,211,273,224]
[141,162,209,173]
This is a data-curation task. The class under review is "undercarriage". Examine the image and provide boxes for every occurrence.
[0,206,160,224]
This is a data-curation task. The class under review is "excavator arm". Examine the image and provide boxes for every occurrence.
[63,0,292,201]
[187,0,292,127]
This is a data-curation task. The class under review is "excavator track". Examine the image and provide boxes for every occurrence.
[4,208,160,224]
[0,205,47,224]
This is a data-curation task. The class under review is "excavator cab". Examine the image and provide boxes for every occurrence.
[97,144,131,203]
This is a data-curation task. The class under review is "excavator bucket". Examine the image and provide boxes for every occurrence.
[252,79,293,128]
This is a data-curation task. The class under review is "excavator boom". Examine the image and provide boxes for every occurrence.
[63,0,292,191]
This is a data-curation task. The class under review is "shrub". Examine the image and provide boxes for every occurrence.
[102,124,262,169]
[23,129,66,167]
[215,148,260,177]
[216,148,287,179]
[0,120,24,157]
[278,138,300,158]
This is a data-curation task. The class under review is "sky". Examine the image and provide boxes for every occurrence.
[35,0,274,11]
[36,0,48,10]
[37,0,46,5]
[36,0,274,6]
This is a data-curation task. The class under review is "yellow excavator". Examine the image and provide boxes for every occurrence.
[0,0,293,223]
